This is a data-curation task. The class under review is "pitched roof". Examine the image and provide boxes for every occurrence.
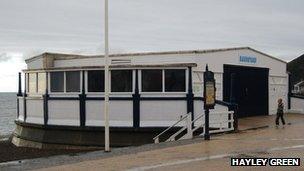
[25,46,287,64]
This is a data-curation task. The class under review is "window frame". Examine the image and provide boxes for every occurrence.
[65,71,81,93]
[140,69,163,93]
[164,69,187,92]
[85,69,135,95]
[85,69,105,94]
[27,72,37,94]
[37,72,47,94]
[26,72,48,95]
[110,69,134,94]
[140,67,188,94]
[48,70,82,94]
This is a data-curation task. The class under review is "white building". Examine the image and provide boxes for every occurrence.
[293,81,304,94]
[13,47,289,148]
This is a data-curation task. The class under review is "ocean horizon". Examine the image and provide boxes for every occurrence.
[0,92,16,137]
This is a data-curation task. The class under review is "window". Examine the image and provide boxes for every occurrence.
[37,73,46,93]
[50,72,64,92]
[66,71,80,92]
[111,70,132,92]
[165,69,186,92]
[142,69,162,92]
[88,70,104,92]
[28,73,37,93]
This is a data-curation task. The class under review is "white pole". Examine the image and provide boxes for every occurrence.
[104,0,110,152]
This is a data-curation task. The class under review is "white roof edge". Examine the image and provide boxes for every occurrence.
[25,47,287,64]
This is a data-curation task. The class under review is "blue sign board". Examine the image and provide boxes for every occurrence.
[239,55,257,64]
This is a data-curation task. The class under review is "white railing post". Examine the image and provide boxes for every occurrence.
[155,137,159,144]
[186,112,193,139]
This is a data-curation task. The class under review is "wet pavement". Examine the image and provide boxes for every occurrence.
[1,113,304,171]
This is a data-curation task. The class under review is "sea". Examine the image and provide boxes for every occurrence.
[0,93,16,137]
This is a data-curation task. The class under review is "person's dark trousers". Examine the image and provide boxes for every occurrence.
[275,113,286,125]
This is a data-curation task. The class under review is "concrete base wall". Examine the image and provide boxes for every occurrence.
[12,121,204,149]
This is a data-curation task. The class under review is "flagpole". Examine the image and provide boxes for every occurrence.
[104,0,110,152]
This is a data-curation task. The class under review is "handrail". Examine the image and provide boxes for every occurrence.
[154,110,235,143]
[192,113,205,124]
[153,112,191,141]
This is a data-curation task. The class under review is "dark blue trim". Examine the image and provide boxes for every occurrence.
[291,94,304,100]
[43,94,49,125]
[141,97,186,100]
[193,97,204,101]
[288,73,292,109]
[17,98,19,118]
[23,73,27,122]
[43,73,49,125]
[187,67,194,126]
[17,72,22,96]
[79,71,86,127]
[133,69,140,128]
[86,97,133,100]
[49,96,189,101]
[49,97,79,100]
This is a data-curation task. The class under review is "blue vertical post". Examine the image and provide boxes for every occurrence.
[17,72,22,96]
[187,67,194,127]
[133,69,140,128]
[79,71,86,127]
[230,73,238,131]
[43,72,49,125]
[17,72,22,119]
[288,72,291,110]
[23,73,27,122]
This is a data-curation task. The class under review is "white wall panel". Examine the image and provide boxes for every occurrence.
[290,97,304,114]
[18,98,24,121]
[48,100,79,126]
[194,101,229,128]
[86,101,133,126]
[140,101,187,127]
[26,99,44,124]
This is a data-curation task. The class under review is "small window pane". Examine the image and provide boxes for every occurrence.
[66,71,80,92]
[165,69,186,92]
[28,73,37,93]
[142,70,162,92]
[88,70,104,92]
[37,73,46,93]
[111,70,132,92]
[50,72,64,92]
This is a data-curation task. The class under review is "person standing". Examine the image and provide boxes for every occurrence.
[276,98,286,127]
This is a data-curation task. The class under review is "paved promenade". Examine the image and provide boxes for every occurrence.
[2,113,304,171]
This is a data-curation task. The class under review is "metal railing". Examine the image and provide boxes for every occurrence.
[153,112,191,143]
[209,111,234,134]
[153,110,234,143]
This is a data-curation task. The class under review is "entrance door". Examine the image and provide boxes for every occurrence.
[223,65,269,117]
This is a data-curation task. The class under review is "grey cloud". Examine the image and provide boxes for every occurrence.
[0,0,303,61]
[0,53,11,62]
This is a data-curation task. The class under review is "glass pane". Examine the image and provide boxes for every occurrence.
[28,73,37,93]
[50,72,64,92]
[88,70,104,92]
[66,71,80,92]
[37,73,46,93]
[165,69,186,92]
[142,70,162,92]
[111,70,132,92]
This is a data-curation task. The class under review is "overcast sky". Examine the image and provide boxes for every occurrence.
[0,0,304,92]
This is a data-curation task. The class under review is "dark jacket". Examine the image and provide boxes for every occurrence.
[277,103,284,114]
